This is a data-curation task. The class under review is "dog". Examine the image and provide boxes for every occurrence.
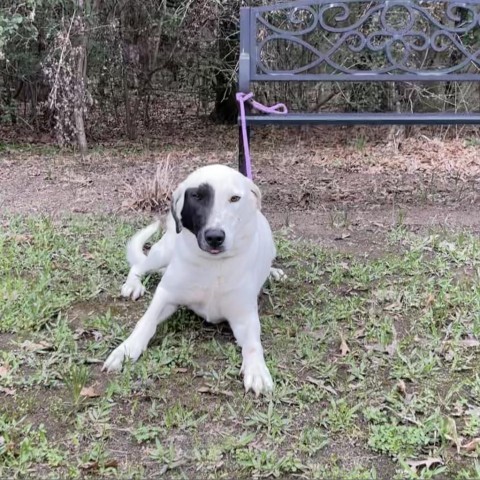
[103,164,284,395]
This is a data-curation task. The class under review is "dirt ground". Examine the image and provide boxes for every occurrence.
[2,124,480,250]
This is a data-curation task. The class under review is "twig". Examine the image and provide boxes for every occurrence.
[384,405,422,426]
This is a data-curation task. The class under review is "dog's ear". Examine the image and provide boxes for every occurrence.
[170,184,185,234]
[246,178,262,210]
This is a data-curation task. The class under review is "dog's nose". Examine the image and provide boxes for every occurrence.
[204,229,225,248]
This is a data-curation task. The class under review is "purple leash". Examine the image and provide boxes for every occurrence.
[236,92,288,179]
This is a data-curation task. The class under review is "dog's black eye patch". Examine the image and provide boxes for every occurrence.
[181,183,214,236]
[190,191,203,201]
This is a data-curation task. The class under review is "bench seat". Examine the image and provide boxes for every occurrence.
[242,112,480,126]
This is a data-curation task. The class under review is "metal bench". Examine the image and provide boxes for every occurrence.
[237,0,480,176]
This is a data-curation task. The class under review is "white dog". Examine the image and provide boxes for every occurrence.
[103,164,284,395]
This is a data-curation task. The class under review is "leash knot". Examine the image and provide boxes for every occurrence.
[236,92,288,179]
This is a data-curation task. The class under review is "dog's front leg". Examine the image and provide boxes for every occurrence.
[121,240,172,300]
[103,286,177,372]
[229,311,273,396]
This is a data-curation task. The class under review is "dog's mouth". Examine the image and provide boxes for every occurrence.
[197,239,226,255]
[202,246,225,255]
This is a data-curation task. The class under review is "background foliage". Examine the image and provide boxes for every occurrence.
[1,0,479,149]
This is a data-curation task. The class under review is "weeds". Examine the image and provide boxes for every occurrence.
[124,156,176,212]
[3,215,480,478]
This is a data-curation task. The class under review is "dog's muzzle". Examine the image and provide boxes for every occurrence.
[201,228,225,254]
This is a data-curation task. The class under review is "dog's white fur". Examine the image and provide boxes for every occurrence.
[103,164,284,395]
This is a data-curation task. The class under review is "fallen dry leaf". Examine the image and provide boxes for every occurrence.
[219,390,234,398]
[354,328,365,339]
[365,343,384,353]
[0,387,16,396]
[339,333,350,356]
[444,348,455,362]
[80,386,101,398]
[384,301,402,312]
[21,340,53,352]
[0,365,10,377]
[174,367,188,373]
[80,461,99,471]
[73,329,103,341]
[9,234,33,243]
[197,386,234,397]
[425,293,435,306]
[306,376,338,396]
[80,459,118,471]
[396,380,407,396]
[407,457,443,473]
[458,338,480,348]
[462,438,480,452]
[302,325,328,341]
[197,386,211,394]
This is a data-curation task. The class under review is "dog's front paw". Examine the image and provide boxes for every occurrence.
[269,267,287,282]
[241,359,273,396]
[102,341,142,372]
[121,279,146,300]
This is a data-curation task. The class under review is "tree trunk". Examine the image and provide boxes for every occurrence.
[211,5,238,124]
[3,73,16,124]
[123,68,136,140]
[74,0,88,155]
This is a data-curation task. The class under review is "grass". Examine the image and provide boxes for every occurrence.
[3,215,480,478]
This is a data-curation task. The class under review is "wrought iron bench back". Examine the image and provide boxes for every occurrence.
[239,0,480,90]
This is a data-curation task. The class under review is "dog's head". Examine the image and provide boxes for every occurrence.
[170,164,261,255]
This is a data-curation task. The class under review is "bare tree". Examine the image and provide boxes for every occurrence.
[73,0,87,154]
[212,1,239,124]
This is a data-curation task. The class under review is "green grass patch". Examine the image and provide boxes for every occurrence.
[2,215,480,478]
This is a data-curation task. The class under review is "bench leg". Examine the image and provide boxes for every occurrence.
[238,125,250,176]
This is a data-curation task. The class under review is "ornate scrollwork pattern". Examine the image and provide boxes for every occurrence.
[253,0,480,78]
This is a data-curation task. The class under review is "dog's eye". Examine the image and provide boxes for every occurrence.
[229,195,241,203]
[191,192,202,201]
